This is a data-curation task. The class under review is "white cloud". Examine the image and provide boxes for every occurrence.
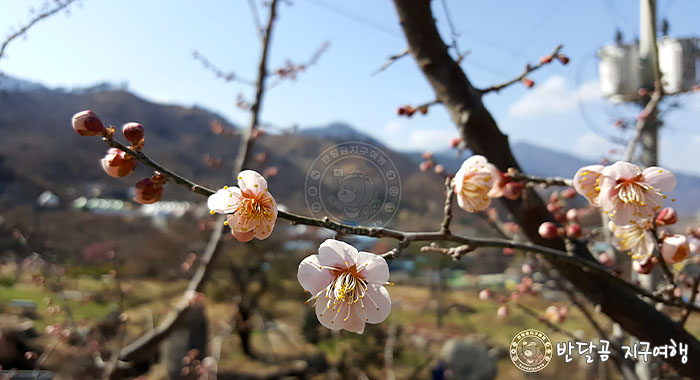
[508,75,601,118]
[404,129,456,151]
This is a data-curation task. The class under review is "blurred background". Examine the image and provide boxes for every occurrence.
[1,1,700,379]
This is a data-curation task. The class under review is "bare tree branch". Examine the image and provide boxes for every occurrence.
[480,45,563,94]
[0,0,76,61]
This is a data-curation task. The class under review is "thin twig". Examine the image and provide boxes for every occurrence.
[247,0,265,42]
[479,45,563,94]
[372,49,409,75]
[440,176,454,234]
[192,51,256,86]
[507,172,573,187]
[680,273,700,326]
[622,81,664,162]
[0,0,76,61]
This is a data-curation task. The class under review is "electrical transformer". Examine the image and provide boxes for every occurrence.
[598,38,699,103]
[658,37,700,94]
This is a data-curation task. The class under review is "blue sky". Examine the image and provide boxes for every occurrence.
[2,0,700,173]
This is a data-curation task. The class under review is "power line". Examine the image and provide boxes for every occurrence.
[304,0,403,38]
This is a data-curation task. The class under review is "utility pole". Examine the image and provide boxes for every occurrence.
[637,2,663,379]
[638,0,661,168]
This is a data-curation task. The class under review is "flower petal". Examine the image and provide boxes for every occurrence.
[573,165,603,206]
[231,229,255,242]
[343,306,366,334]
[237,170,268,197]
[601,161,641,181]
[642,167,676,194]
[460,155,489,170]
[355,251,389,284]
[297,254,333,294]
[361,284,391,324]
[318,239,359,268]
[208,188,242,214]
[316,296,344,330]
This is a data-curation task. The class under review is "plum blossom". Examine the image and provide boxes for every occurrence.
[101,148,136,177]
[609,220,655,260]
[207,170,277,242]
[661,234,690,264]
[453,155,499,212]
[573,165,604,206]
[574,162,676,224]
[297,239,391,333]
[72,110,107,137]
[134,176,165,204]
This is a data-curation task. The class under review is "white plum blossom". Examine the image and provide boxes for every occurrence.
[207,170,277,242]
[297,239,391,333]
[609,220,656,260]
[454,155,499,212]
[574,161,676,225]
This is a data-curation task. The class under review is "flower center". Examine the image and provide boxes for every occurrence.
[237,195,273,222]
[307,262,381,324]
[614,176,651,206]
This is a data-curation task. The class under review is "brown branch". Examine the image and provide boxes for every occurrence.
[507,172,573,188]
[680,273,700,326]
[372,49,409,75]
[247,0,265,42]
[0,0,76,61]
[479,45,563,94]
[440,176,454,234]
[390,0,700,376]
[192,50,256,85]
[105,139,214,197]
[623,81,664,162]
[233,0,278,173]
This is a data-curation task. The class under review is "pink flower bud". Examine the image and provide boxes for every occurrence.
[565,208,578,222]
[546,202,560,213]
[561,187,576,199]
[558,306,568,321]
[538,222,558,239]
[72,110,107,136]
[422,151,433,160]
[521,263,533,274]
[419,161,433,172]
[566,223,582,238]
[656,207,678,226]
[661,234,690,264]
[503,182,523,200]
[502,248,514,255]
[434,164,445,174]
[545,305,561,323]
[633,258,654,274]
[134,177,165,204]
[598,252,613,267]
[449,137,462,148]
[478,289,491,300]
[496,305,509,318]
[122,122,145,145]
[521,78,535,88]
[556,54,570,65]
[101,148,136,178]
[540,55,553,64]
